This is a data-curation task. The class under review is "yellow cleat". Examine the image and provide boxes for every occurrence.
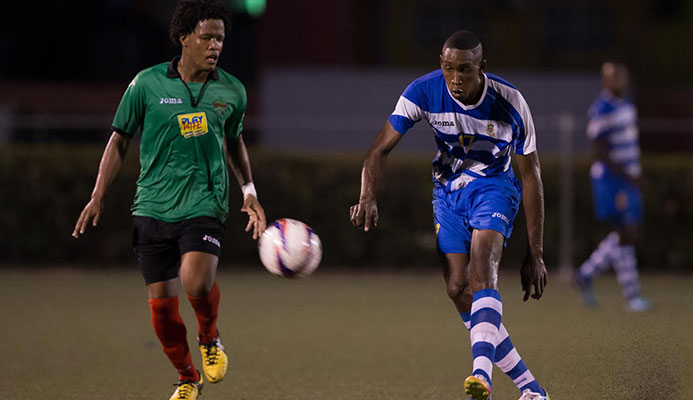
[169,376,203,400]
[464,374,491,400]
[199,333,228,384]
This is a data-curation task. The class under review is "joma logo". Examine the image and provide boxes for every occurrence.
[160,97,183,104]
[433,120,455,127]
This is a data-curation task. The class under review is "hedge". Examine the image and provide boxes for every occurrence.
[1,144,690,271]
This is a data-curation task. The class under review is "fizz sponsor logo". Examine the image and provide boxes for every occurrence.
[177,112,208,138]
[202,235,221,248]
[160,97,183,104]
[492,212,509,224]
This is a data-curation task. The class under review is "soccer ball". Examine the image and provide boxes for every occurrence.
[258,218,322,277]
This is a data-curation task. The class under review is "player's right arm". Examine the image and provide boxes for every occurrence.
[349,121,402,231]
[72,131,131,238]
[73,72,143,238]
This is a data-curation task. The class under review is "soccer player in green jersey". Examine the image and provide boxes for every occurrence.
[72,1,265,399]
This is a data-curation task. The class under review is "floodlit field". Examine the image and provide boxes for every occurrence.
[2,267,692,400]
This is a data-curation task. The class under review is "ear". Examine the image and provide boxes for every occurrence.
[439,54,444,68]
[179,33,189,48]
[479,59,487,72]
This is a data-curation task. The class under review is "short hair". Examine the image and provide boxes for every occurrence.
[169,0,230,47]
[443,30,481,51]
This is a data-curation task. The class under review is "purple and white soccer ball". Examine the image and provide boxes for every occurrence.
[258,218,322,277]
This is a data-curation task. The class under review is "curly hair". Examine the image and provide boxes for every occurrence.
[169,0,230,47]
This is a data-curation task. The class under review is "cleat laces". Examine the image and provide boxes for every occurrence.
[203,343,219,365]
[173,380,197,400]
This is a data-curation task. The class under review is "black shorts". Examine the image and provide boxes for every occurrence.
[132,216,225,284]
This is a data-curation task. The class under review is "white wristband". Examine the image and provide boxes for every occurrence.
[242,182,257,199]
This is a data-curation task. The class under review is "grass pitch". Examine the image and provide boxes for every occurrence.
[1,267,692,400]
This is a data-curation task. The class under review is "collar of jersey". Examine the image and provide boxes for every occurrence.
[166,56,219,81]
[446,72,488,111]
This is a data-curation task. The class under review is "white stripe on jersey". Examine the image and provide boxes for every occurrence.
[392,96,425,122]
[487,79,537,155]
[587,104,637,139]
[610,145,640,162]
[394,98,515,142]
[609,126,638,145]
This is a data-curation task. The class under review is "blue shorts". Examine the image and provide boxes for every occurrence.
[433,176,522,254]
[591,168,642,227]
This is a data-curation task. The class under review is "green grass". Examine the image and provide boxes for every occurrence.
[1,267,692,399]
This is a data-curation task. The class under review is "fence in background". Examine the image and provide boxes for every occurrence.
[1,111,692,271]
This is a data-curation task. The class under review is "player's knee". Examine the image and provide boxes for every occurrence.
[446,281,472,307]
[183,277,212,297]
[446,281,462,300]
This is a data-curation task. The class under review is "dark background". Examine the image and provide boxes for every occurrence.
[1,0,691,270]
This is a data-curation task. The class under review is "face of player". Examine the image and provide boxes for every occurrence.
[440,47,486,104]
[180,19,225,72]
[602,62,630,98]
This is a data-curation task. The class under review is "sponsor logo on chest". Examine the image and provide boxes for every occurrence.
[160,97,183,104]
[177,112,209,138]
[432,120,455,127]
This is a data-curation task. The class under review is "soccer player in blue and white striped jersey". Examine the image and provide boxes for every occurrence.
[575,61,651,312]
[350,30,549,400]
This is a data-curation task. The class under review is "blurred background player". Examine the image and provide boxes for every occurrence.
[350,30,549,400]
[71,1,266,399]
[575,61,650,312]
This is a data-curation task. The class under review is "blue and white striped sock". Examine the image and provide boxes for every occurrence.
[461,313,546,396]
[469,288,502,388]
[579,231,618,279]
[613,245,641,300]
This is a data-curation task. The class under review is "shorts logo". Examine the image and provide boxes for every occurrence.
[202,235,220,248]
[160,97,183,104]
[492,212,509,224]
[178,112,208,138]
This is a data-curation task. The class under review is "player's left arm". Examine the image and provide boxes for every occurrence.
[515,151,548,301]
[224,134,266,240]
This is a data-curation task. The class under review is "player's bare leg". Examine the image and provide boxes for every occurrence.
[468,229,503,292]
[181,251,228,383]
[180,251,218,296]
[443,253,473,313]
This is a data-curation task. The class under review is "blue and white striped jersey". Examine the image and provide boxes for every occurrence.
[587,91,641,179]
[388,70,536,191]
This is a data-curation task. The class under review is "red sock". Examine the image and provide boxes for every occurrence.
[148,296,199,381]
[187,282,220,344]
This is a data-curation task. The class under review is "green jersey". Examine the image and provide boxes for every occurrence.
[112,57,246,222]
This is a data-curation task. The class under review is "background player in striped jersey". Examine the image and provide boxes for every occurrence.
[72,1,266,399]
[575,61,651,312]
[350,30,549,400]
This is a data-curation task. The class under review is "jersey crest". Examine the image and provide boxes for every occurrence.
[212,99,229,116]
